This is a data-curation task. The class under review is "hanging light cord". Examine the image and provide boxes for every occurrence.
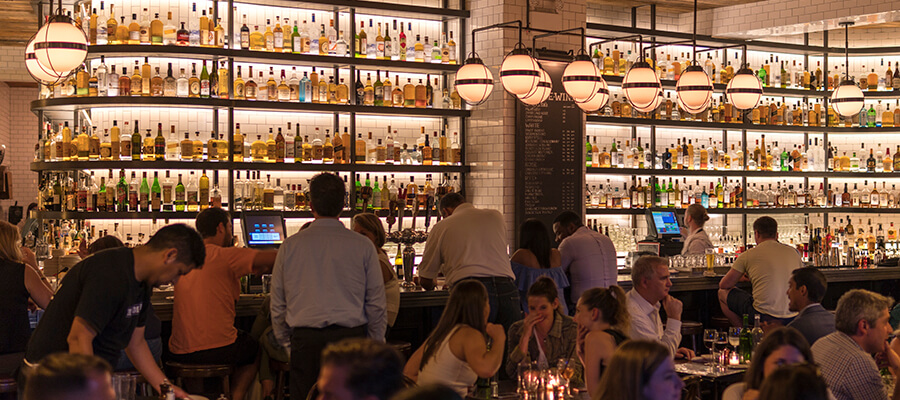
[844,23,850,80]
[692,0,698,64]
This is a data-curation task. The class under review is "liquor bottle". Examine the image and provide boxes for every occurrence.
[199,170,210,210]
[185,172,199,212]
[414,34,425,62]
[323,131,334,163]
[273,18,284,52]
[373,71,384,106]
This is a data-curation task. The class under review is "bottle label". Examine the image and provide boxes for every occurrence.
[189,81,200,95]
[200,81,210,96]
[235,82,245,98]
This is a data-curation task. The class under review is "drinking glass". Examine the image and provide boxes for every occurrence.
[557,358,577,398]
[261,274,272,294]
[112,374,135,400]
[703,329,716,365]
[524,362,542,398]
[517,361,531,395]
[728,327,741,350]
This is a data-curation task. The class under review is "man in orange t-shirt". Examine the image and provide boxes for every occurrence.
[169,208,277,400]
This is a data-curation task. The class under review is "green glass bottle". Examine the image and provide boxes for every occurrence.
[98,178,107,212]
[355,174,362,211]
[291,21,301,54]
[139,172,150,211]
[757,65,768,87]
[868,104,877,127]
[116,169,128,212]
[154,123,165,160]
[739,314,752,363]
[151,171,162,211]
[175,173,186,211]
[585,139,592,168]
[200,60,210,98]
[373,70,383,106]
[780,147,790,171]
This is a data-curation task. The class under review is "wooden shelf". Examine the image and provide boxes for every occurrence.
[31,160,469,173]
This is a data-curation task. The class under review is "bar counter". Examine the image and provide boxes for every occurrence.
[149,266,900,321]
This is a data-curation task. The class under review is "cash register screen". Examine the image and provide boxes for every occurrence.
[242,214,286,247]
[650,211,681,236]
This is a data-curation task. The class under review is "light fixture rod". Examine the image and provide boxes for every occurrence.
[532,27,586,55]
[469,20,523,58]
[841,21,854,79]
[692,0,698,63]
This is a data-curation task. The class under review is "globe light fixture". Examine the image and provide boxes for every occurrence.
[577,79,610,112]
[25,37,67,85]
[32,13,88,75]
[500,44,541,96]
[518,67,552,105]
[726,66,763,110]
[563,51,603,102]
[831,80,865,117]
[676,64,713,113]
[831,21,864,118]
[456,56,494,105]
[623,60,662,110]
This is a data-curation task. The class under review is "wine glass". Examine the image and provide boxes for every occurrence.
[703,329,716,371]
[715,331,729,370]
[728,327,741,351]
[557,358,577,398]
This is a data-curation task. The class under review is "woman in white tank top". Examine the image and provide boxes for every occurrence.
[404,280,507,397]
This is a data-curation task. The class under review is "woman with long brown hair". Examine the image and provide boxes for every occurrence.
[595,340,684,400]
[572,285,629,397]
[403,280,506,396]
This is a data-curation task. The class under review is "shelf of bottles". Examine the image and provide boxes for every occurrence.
[578,24,900,251]
[32,0,469,241]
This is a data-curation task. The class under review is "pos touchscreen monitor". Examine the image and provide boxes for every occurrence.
[241,212,286,248]
[647,210,682,237]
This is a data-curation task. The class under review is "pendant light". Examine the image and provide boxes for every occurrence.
[726,65,763,110]
[518,67,552,105]
[32,3,88,75]
[625,60,662,112]
[563,50,604,103]
[25,37,68,85]
[576,79,610,112]
[500,43,541,96]
[831,21,865,117]
[675,0,713,113]
[456,56,495,106]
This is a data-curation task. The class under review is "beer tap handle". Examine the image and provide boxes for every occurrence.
[424,196,433,232]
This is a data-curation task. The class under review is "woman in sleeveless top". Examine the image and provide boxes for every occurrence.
[505,276,581,385]
[0,221,52,374]
[404,280,506,397]
[573,285,630,398]
[510,219,569,315]
[352,213,400,327]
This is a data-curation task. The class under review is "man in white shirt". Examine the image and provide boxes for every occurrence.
[553,211,617,309]
[719,216,802,328]
[626,255,694,359]
[418,193,521,333]
[270,173,386,399]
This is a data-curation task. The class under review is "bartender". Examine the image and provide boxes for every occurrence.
[682,204,714,255]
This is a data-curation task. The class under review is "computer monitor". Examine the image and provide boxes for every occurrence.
[241,212,287,248]
[647,210,681,237]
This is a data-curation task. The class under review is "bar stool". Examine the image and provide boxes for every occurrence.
[710,316,732,331]
[270,360,290,400]
[0,375,16,400]
[165,362,233,399]
[680,321,704,353]
[388,340,413,361]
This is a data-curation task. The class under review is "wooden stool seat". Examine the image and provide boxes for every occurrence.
[710,316,732,331]
[165,362,233,398]
[680,321,704,353]
[389,340,413,360]
[0,375,16,394]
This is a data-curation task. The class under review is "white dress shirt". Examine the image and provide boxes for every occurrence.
[559,226,617,304]
[270,218,387,348]
[626,289,682,356]
[418,203,514,285]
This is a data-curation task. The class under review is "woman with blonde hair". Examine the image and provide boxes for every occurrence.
[0,220,53,374]
[572,285,629,397]
[352,213,400,327]
[682,203,713,255]
[595,340,684,400]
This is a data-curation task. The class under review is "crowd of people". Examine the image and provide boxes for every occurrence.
[1,171,899,400]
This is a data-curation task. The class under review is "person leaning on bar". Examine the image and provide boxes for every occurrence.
[22,224,206,399]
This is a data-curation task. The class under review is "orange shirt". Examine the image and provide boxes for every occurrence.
[169,244,257,354]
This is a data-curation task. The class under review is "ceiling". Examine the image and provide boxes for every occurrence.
[0,0,39,46]
[585,0,765,14]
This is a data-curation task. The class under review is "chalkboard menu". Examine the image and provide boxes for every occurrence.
[514,60,584,247]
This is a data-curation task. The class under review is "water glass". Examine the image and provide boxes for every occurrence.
[112,374,136,400]
[261,274,272,294]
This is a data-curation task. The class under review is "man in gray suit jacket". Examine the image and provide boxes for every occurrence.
[786,267,835,346]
